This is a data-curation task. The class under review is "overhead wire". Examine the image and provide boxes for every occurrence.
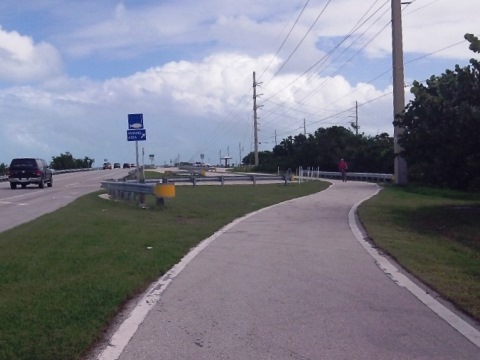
[259,0,389,107]
[193,0,390,156]
[260,34,470,145]
[258,0,437,140]
[191,0,464,160]
[258,0,391,129]
[188,1,311,161]
[269,0,333,81]
[258,0,311,81]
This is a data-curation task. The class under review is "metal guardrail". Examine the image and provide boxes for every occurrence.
[298,168,392,182]
[100,174,289,205]
[100,181,156,206]
[101,181,154,195]
[101,180,178,207]
[165,174,288,186]
[102,174,287,190]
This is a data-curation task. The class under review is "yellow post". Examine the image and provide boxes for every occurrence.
[154,183,175,206]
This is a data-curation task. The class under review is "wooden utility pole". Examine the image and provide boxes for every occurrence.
[392,0,408,184]
[355,101,358,136]
[239,142,243,165]
[253,72,259,166]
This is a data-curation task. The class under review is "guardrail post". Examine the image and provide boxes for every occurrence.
[252,175,256,186]
[221,176,224,186]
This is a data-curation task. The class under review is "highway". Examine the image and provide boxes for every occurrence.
[0,169,130,234]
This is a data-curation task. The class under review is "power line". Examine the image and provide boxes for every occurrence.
[259,0,311,82]
[270,0,332,79]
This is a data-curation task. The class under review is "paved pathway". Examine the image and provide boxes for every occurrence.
[99,180,480,360]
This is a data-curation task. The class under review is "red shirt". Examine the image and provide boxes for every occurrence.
[338,160,348,171]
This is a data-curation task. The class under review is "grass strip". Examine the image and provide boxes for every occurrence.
[358,185,480,321]
[0,181,327,360]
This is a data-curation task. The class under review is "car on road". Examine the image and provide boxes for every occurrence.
[113,163,121,169]
[122,163,131,168]
[7,158,53,189]
[103,162,112,169]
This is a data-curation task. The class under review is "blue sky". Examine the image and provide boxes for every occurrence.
[0,0,478,166]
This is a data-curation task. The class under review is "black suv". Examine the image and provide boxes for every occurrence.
[7,158,53,189]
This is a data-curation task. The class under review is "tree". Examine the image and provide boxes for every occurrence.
[50,152,95,170]
[0,163,7,175]
[243,125,393,174]
[394,34,480,190]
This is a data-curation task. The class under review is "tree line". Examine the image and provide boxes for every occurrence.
[50,152,94,170]
[243,126,394,174]
[394,33,480,191]
[0,152,94,175]
[244,34,480,192]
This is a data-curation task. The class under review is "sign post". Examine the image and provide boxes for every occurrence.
[127,114,147,204]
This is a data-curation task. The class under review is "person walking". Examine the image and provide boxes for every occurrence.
[338,158,348,182]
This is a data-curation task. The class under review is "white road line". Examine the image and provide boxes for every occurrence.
[0,190,42,202]
[0,200,27,206]
[65,183,80,187]
[348,184,480,349]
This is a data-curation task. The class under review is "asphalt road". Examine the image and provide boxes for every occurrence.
[96,180,480,360]
[0,169,130,233]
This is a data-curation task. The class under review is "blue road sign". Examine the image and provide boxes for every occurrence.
[127,129,147,141]
[128,114,144,129]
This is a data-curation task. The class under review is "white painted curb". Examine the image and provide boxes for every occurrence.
[348,184,480,349]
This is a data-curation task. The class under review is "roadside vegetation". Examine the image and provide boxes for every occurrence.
[244,34,480,192]
[0,152,94,175]
[0,181,327,360]
[243,126,394,174]
[358,185,480,321]
[50,152,95,170]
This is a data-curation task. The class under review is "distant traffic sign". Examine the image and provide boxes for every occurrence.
[128,114,144,129]
[127,129,146,141]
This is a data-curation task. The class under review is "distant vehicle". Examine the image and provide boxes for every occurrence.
[7,158,53,189]
[103,162,112,170]
[113,163,121,169]
[122,163,131,168]
[130,163,136,168]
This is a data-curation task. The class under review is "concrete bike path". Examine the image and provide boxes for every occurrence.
[99,180,480,360]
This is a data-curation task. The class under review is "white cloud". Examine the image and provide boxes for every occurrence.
[0,26,62,83]
[0,51,395,165]
[0,0,478,166]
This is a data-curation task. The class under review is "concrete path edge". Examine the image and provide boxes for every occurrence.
[346,183,480,349]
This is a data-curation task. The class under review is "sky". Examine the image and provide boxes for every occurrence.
[0,0,478,167]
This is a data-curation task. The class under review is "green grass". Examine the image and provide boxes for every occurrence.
[1,179,479,359]
[0,181,327,360]
[358,185,480,321]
